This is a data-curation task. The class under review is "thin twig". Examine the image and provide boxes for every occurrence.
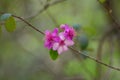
[0,10,120,71]
[102,36,114,80]
[24,0,67,20]
[69,47,120,71]
[97,0,120,29]
[0,0,67,21]
[95,29,112,80]
[12,15,45,35]
[10,14,120,71]
[95,1,120,79]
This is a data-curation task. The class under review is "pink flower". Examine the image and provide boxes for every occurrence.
[53,32,74,54]
[60,24,76,40]
[44,24,76,54]
[44,28,60,49]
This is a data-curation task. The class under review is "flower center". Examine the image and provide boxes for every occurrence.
[69,31,73,37]
[59,40,65,45]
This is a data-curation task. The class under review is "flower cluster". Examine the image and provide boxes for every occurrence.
[44,24,76,54]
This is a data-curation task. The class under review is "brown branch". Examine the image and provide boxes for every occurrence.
[95,37,105,80]
[95,0,120,79]
[1,1,120,70]
[0,0,67,21]
[1,12,120,71]
[69,47,120,71]
[102,36,114,80]
[12,14,120,71]
[97,0,120,30]
[12,15,45,35]
[23,0,67,20]
[95,29,112,80]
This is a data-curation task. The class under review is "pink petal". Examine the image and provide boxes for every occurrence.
[45,30,51,39]
[60,24,66,29]
[53,28,58,33]
[58,46,63,54]
[53,43,59,50]
[52,28,58,36]
[63,45,68,51]
[44,41,52,49]
[45,30,50,35]
[65,40,74,46]
[59,32,65,40]
[60,24,69,30]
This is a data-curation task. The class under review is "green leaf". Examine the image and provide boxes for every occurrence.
[5,16,16,32]
[0,13,12,21]
[77,34,89,50]
[49,49,58,60]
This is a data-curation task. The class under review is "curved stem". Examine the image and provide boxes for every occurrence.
[24,0,67,20]
[12,15,45,35]
[95,29,112,80]
[1,13,120,72]
[97,0,120,29]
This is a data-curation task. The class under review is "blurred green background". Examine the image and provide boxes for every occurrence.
[0,0,120,80]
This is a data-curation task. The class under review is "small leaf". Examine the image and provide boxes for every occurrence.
[5,16,16,32]
[49,49,58,60]
[77,34,89,50]
[0,13,12,21]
